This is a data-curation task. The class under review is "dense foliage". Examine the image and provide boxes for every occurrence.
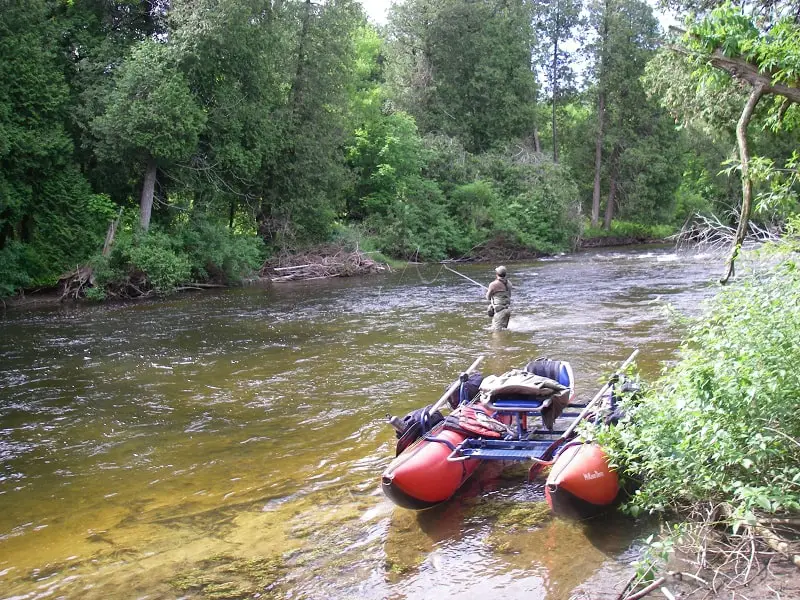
[1,0,798,297]
[596,241,800,524]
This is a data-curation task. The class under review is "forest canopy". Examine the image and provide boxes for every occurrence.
[0,0,798,298]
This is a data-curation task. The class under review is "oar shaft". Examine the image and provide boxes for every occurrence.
[561,348,639,440]
[430,355,485,414]
[443,264,488,290]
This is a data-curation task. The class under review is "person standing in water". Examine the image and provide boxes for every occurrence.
[486,265,512,330]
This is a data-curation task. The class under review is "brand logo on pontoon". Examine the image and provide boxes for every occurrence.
[583,471,605,481]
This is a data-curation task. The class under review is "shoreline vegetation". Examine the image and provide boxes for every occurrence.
[591,234,800,600]
[2,227,670,310]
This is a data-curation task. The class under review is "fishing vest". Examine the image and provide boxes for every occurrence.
[490,278,511,310]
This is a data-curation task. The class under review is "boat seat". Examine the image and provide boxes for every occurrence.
[489,395,547,410]
[478,361,574,434]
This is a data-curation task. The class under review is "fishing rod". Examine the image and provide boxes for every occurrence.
[442,264,488,291]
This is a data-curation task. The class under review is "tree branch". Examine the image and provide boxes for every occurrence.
[667,40,800,104]
[707,49,800,103]
[721,83,764,284]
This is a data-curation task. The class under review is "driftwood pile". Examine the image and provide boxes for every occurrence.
[261,248,390,282]
[466,236,542,263]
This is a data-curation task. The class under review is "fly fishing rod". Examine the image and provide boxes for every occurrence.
[442,264,488,291]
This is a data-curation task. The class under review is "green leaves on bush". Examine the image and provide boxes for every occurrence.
[91,216,264,296]
[596,256,800,522]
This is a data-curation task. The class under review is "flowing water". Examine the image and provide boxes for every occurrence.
[0,245,722,600]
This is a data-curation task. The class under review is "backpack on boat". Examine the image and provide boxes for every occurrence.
[443,405,511,439]
[394,404,444,456]
[446,372,484,409]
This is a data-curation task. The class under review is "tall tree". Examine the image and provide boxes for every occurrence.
[57,0,169,200]
[585,0,663,228]
[167,0,293,226]
[386,0,538,153]
[92,40,206,231]
[532,0,584,162]
[0,0,115,292]
[255,0,364,246]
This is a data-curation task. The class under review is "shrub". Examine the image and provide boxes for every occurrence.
[0,242,32,298]
[93,226,190,296]
[176,218,264,283]
[582,220,674,241]
[596,257,800,524]
[473,150,582,254]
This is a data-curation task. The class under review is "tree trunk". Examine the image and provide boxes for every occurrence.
[591,90,605,228]
[604,146,620,230]
[139,157,157,232]
[721,84,764,284]
[552,2,560,163]
[103,207,123,256]
[604,167,617,230]
[533,128,542,153]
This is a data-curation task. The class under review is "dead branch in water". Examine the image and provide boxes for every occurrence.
[58,265,95,301]
[672,213,779,255]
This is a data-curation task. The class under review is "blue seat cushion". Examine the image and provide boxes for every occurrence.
[491,396,545,409]
[558,365,570,387]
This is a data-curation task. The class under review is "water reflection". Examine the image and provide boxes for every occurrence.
[0,245,721,599]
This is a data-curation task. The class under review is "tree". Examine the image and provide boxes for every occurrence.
[653,4,800,281]
[386,0,538,153]
[93,40,206,231]
[255,0,365,247]
[532,0,584,162]
[167,0,292,228]
[0,0,115,294]
[584,0,665,228]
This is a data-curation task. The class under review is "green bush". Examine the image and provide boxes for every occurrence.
[97,228,190,294]
[0,242,32,298]
[476,153,582,254]
[448,180,496,252]
[366,176,456,260]
[596,257,800,524]
[176,218,264,283]
[90,216,264,296]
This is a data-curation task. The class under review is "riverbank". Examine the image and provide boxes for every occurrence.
[2,238,671,311]
[578,235,670,248]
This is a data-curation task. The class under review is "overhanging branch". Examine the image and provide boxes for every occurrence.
[707,49,800,103]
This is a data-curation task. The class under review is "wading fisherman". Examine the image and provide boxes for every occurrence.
[486,266,512,330]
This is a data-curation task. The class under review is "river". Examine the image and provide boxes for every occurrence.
[0,245,721,600]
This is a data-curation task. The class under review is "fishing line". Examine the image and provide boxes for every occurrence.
[396,246,446,286]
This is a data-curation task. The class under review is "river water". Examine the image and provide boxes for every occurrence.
[0,245,722,600]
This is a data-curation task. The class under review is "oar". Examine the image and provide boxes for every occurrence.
[443,264,488,291]
[429,355,485,415]
[528,348,640,478]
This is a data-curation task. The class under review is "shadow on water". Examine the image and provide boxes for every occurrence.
[0,245,723,599]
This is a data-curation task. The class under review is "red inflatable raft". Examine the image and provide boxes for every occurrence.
[381,421,480,510]
[381,351,638,515]
[545,442,620,518]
